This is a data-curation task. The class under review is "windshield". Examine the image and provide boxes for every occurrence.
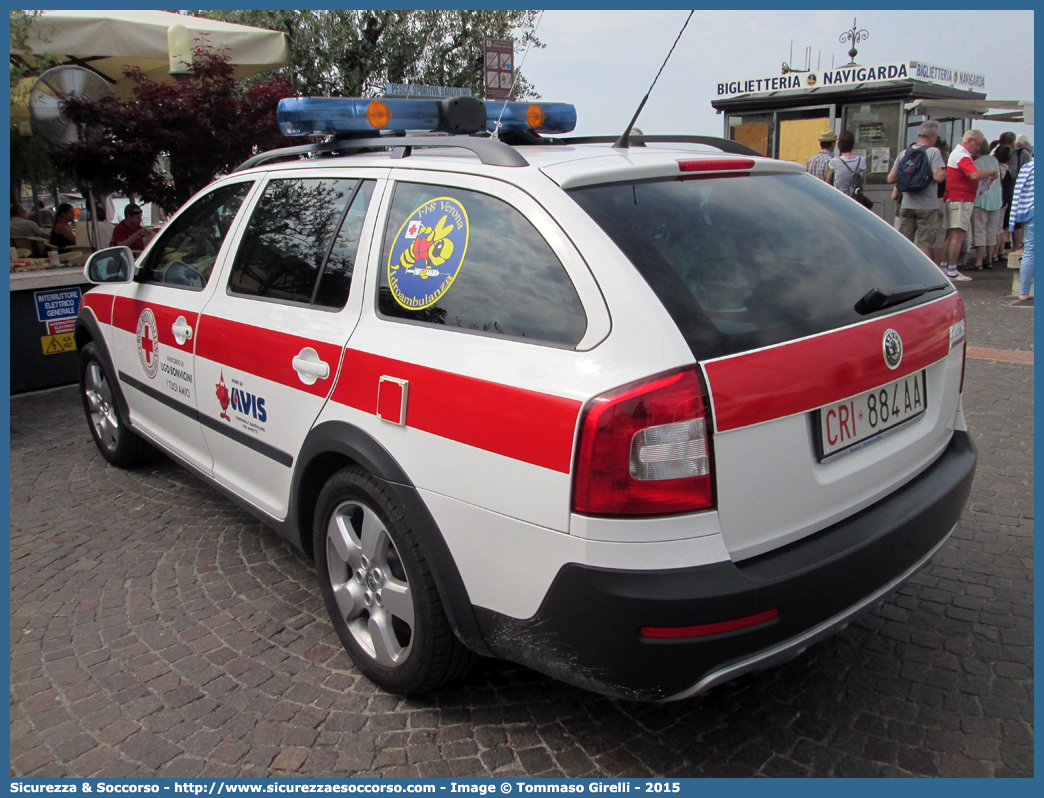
[568,173,952,360]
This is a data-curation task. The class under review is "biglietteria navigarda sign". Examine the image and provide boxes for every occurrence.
[716,61,986,98]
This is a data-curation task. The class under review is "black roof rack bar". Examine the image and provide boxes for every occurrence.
[555,135,761,157]
[235,135,529,172]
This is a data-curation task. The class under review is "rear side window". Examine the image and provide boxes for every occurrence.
[377,182,587,348]
[569,173,953,359]
[229,178,374,307]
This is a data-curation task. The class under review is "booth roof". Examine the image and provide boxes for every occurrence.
[711,78,987,112]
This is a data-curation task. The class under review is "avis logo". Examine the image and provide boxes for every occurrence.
[214,373,267,423]
[231,388,267,422]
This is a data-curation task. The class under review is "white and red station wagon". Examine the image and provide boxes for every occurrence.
[75,97,975,701]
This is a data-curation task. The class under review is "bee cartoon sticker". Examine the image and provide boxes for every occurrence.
[387,197,469,310]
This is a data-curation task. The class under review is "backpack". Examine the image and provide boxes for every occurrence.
[895,145,933,193]
[840,157,874,209]
[1002,166,1016,206]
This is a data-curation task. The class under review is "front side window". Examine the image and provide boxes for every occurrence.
[228,177,372,307]
[140,182,252,290]
[377,182,587,347]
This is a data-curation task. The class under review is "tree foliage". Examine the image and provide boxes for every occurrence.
[9,10,55,90]
[53,46,292,212]
[191,9,543,99]
[10,11,65,202]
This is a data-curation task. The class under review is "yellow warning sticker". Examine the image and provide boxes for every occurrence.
[42,333,76,355]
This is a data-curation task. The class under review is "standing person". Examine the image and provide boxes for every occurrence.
[826,130,866,195]
[1009,159,1034,302]
[930,138,950,265]
[9,204,46,238]
[993,144,1015,261]
[111,203,152,254]
[805,129,837,182]
[29,200,53,227]
[970,138,1003,269]
[941,130,999,282]
[48,203,77,254]
[1011,135,1033,251]
[1013,134,1033,171]
[887,120,946,257]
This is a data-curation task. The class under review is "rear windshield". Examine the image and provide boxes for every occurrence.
[568,173,953,360]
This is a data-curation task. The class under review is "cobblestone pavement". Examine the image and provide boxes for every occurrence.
[10,267,1032,778]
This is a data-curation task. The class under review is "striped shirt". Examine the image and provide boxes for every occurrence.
[1009,160,1034,229]
[805,149,833,182]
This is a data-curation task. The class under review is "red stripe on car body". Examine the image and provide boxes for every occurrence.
[332,349,582,474]
[195,316,340,398]
[703,293,962,433]
[112,296,196,354]
[81,291,114,325]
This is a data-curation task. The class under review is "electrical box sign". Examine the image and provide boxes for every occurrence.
[34,287,82,323]
[484,38,514,101]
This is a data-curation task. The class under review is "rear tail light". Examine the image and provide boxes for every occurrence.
[573,368,714,517]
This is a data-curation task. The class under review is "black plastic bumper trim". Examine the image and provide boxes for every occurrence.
[474,430,976,701]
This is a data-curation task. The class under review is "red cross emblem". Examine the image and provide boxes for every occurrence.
[136,309,160,379]
[140,325,154,365]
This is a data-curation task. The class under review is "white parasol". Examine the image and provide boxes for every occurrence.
[13,10,290,122]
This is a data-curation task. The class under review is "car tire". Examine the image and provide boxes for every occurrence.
[79,342,155,467]
[314,466,476,694]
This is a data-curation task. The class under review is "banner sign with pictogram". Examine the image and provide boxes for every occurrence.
[484,38,514,101]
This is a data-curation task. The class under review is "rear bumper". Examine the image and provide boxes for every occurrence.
[475,430,976,701]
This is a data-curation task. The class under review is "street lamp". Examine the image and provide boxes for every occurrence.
[839,18,869,66]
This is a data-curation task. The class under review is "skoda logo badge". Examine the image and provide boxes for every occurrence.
[883,329,903,370]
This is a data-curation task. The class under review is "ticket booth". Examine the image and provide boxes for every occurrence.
[711,61,1027,222]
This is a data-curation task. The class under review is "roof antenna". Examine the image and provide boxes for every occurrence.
[613,10,694,149]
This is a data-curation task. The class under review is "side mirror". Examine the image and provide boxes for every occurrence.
[83,246,135,284]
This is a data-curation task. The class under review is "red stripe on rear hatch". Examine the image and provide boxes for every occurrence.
[704,293,961,432]
[332,349,582,473]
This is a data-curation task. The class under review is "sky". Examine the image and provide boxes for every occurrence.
[520,9,1035,145]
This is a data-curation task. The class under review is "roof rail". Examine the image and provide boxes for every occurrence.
[553,135,761,157]
[235,134,529,172]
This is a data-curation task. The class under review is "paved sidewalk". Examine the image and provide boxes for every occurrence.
[10,270,1032,778]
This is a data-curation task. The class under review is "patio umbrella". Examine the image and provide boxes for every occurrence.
[12,10,290,122]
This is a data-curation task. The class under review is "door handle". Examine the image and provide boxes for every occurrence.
[172,316,193,345]
[292,347,330,386]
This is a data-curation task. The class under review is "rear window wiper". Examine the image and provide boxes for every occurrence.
[855,283,948,315]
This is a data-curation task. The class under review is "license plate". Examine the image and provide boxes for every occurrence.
[817,371,927,460]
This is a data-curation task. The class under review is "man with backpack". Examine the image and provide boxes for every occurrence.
[888,120,947,257]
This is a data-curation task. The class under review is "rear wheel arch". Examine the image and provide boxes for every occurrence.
[292,421,492,656]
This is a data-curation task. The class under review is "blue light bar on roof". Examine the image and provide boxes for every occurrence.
[278,98,439,136]
[485,102,576,135]
[276,97,577,137]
